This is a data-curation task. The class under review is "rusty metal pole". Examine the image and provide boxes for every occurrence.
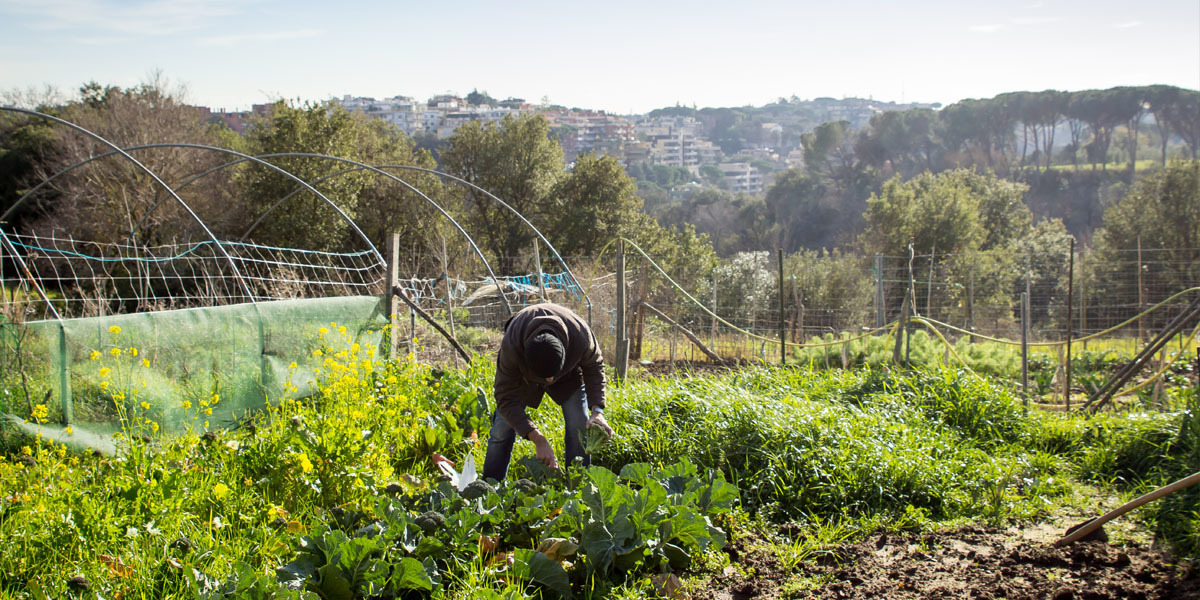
[778,248,786,365]
[1065,238,1075,411]
[1021,291,1030,411]
[615,239,628,380]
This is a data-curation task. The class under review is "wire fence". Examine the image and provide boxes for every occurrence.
[3,228,1197,369]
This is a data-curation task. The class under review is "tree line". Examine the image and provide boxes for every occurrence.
[0,80,712,292]
[646,85,1199,254]
[0,80,1195,336]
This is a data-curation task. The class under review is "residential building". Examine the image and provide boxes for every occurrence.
[719,162,764,194]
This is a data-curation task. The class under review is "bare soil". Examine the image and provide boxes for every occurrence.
[698,525,1200,600]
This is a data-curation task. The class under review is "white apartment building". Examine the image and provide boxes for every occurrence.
[719,162,764,194]
[338,95,527,139]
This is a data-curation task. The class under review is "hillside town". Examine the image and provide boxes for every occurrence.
[197,93,940,195]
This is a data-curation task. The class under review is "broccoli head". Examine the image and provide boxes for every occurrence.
[461,479,496,500]
[512,478,537,495]
[414,510,445,534]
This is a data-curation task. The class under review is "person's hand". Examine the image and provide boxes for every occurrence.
[528,429,558,469]
[587,412,613,442]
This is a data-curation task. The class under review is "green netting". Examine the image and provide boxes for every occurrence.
[4,295,389,452]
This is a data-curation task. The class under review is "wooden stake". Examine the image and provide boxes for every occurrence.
[642,302,722,363]
[532,239,547,302]
[441,236,457,365]
[1056,471,1200,547]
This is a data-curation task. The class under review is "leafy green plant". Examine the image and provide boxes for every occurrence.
[272,460,736,599]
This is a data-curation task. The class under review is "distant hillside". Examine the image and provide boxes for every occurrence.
[647,97,941,155]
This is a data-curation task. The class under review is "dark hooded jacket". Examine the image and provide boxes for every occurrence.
[494,303,605,438]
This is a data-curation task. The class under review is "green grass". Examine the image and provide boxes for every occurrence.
[1,339,1198,598]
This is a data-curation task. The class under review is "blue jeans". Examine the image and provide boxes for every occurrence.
[482,387,590,481]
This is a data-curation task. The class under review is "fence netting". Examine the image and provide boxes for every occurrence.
[2,228,1197,452]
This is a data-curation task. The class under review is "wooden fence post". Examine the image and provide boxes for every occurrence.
[874,253,884,328]
[533,239,546,303]
[892,292,909,365]
[633,264,647,361]
[385,233,400,358]
[967,264,976,343]
[615,239,628,380]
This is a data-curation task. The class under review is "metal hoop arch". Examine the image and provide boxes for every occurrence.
[128,157,589,312]
[168,152,515,314]
[0,107,256,303]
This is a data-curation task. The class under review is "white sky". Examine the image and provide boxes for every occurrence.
[1,0,1197,114]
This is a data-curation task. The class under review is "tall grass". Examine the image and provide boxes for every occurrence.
[596,365,1065,524]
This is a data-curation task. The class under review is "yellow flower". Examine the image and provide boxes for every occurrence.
[295,452,314,474]
[65,426,73,435]
[130,347,138,356]
[140,401,150,410]
[89,350,101,361]
[110,348,122,356]
[142,358,150,368]
[99,367,111,378]
[204,408,213,416]
[312,349,323,357]
[213,482,230,500]
[100,381,110,390]
[20,446,31,456]
[338,326,347,334]
[109,325,121,335]
[150,421,159,433]
[211,393,220,404]
[203,420,210,428]
[31,404,49,423]
[318,327,329,335]
[181,400,192,410]
[288,361,298,369]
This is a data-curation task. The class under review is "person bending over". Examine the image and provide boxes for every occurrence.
[482,303,612,481]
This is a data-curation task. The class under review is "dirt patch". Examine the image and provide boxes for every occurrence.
[697,526,1200,600]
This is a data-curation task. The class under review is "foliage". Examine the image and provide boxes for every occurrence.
[861,169,1031,258]
[598,365,1069,525]
[440,114,565,272]
[274,460,735,599]
[550,153,642,257]
[783,249,872,332]
[764,168,838,252]
[4,76,236,247]
[4,334,1200,599]
[706,251,775,327]
[1089,161,1200,322]
[240,100,441,255]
